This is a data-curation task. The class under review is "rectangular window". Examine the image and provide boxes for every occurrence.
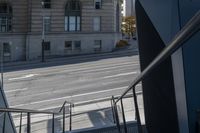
[43,0,51,9]
[69,16,76,31]
[94,40,102,52]
[74,41,81,50]
[44,42,50,51]
[65,16,81,31]
[65,41,72,50]
[77,16,80,31]
[65,16,68,31]
[93,17,101,31]
[3,43,11,56]
[44,16,51,32]
[94,0,102,9]
[0,17,12,32]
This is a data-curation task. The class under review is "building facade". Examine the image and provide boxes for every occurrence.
[0,0,121,62]
[122,0,135,17]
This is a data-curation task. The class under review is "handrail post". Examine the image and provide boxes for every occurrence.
[120,99,128,133]
[132,87,143,133]
[52,114,55,133]
[19,112,22,133]
[27,112,31,133]
[69,103,72,131]
[63,107,65,133]
[3,112,6,133]
[111,97,116,123]
[113,97,121,133]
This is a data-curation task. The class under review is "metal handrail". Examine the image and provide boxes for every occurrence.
[114,10,200,104]
[0,100,73,133]
[0,108,57,114]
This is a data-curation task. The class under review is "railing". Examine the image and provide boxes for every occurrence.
[0,100,74,133]
[111,10,200,133]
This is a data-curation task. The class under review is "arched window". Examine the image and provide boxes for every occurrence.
[65,0,81,31]
[0,3,12,32]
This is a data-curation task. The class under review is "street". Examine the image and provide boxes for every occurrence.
[3,49,140,112]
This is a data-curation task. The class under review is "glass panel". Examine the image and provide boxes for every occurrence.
[69,16,76,31]
[65,41,72,50]
[74,41,81,50]
[44,16,51,32]
[93,17,100,31]
[77,16,80,31]
[94,40,101,52]
[65,16,68,31]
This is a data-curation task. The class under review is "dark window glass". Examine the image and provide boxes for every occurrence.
[44,42,50,51]
[65,41,72,50]
[95,2,101,9]
[3,43,11,54]
[0,3,12,32]
[94,40,102,52]
[95,0,102,9]
[43,0,51,9]
[74,41,81,50]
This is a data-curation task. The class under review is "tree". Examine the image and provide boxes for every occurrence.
[121,16,136,38]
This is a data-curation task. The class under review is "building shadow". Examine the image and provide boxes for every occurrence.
[87,107,113,128]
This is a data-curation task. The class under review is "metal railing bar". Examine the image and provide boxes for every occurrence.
[111,96,116,123]
[0,108,56,114]
[52,114,55,133]
[3,112,6,133]
[27,112,31,133]
[120,99,128,133]
[113,97,121,133]
[132,87,143,133]
[19,112,22,133]
[115,10,200,104]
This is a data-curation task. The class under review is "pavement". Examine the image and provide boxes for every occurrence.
[12,92,145,133]
[1,40,143,133]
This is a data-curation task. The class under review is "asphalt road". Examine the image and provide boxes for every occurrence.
[3,49,140,112]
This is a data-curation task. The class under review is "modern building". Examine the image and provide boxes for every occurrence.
[0,0,121,62]
[122,0,135,17]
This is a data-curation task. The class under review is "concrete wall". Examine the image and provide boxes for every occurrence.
[27,33,120,60]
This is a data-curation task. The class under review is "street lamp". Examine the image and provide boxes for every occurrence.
[41,1,45,62]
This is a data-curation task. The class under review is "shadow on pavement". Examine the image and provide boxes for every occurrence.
[87,107,113,128]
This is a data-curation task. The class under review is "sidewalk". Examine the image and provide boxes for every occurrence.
[12,93,144,133]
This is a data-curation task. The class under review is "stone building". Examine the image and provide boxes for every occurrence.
[0,0,121,62]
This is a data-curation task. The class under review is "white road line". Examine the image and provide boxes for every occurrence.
[4,88,28,93]
[8,74,39,81]
[103,71,138,79]
[62,62,139,74]
[10,86,128,108]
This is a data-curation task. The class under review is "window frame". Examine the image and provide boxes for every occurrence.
[65,41,73,50]
[94,40,102,52]
[0,3,12,32]
[94,0,102,9]
[65,0,81,32]
[43,41,51,51]
[44,16,51,32]
[93,16,101,31]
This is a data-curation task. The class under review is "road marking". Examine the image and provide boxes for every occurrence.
[62,62,139,74]
[4,88,28,93]
[103,71,138,79]
[8,74,39,81]
[11,86,129,108]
